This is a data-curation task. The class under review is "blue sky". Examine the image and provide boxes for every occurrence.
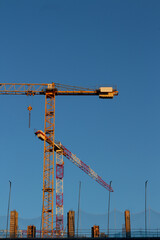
[0,0,160,226]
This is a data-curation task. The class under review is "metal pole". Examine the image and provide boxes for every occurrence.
[40,199,43,238]
[149,206,150,233]
[145,180,148,236]
[114,208,116,234]
[6,181,11,238]
[107,181,112,236]
[77,181,81,237]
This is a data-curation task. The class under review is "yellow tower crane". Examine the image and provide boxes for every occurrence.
[0,83,118,237]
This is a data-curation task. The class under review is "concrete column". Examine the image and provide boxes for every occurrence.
[125,210,131,238]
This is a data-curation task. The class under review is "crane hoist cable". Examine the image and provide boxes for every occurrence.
[27,105,32,128]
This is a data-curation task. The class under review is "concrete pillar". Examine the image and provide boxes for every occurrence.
[10,210,18,238]
[67,210,75,237]
[92,225,99,238]
[27,225,36,238]
[125,210,131,238]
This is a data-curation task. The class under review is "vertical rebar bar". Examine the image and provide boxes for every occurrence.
[6,181,11,238]
[40,200,43,238]
[149,206,150,232]
[114,208,116,235]
[145,180,148,236]
[107,181,112,236]
[77,181,81,237]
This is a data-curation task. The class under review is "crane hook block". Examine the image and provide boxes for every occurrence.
[27,106,32,111]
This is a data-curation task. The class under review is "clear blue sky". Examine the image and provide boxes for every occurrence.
[0,0,160,222]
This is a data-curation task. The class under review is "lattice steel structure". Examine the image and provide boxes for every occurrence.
[56,149,64,235]
[42,91,55,237]
[0,82,118,237]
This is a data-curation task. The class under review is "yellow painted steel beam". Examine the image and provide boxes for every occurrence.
[0,83,118,98]
[42,91,55,237]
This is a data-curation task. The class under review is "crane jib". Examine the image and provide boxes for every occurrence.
[60,144,113,192]
[0,83,118,98]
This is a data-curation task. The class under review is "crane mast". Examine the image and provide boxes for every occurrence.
[42,91,55,236]
[0,82,118,237]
